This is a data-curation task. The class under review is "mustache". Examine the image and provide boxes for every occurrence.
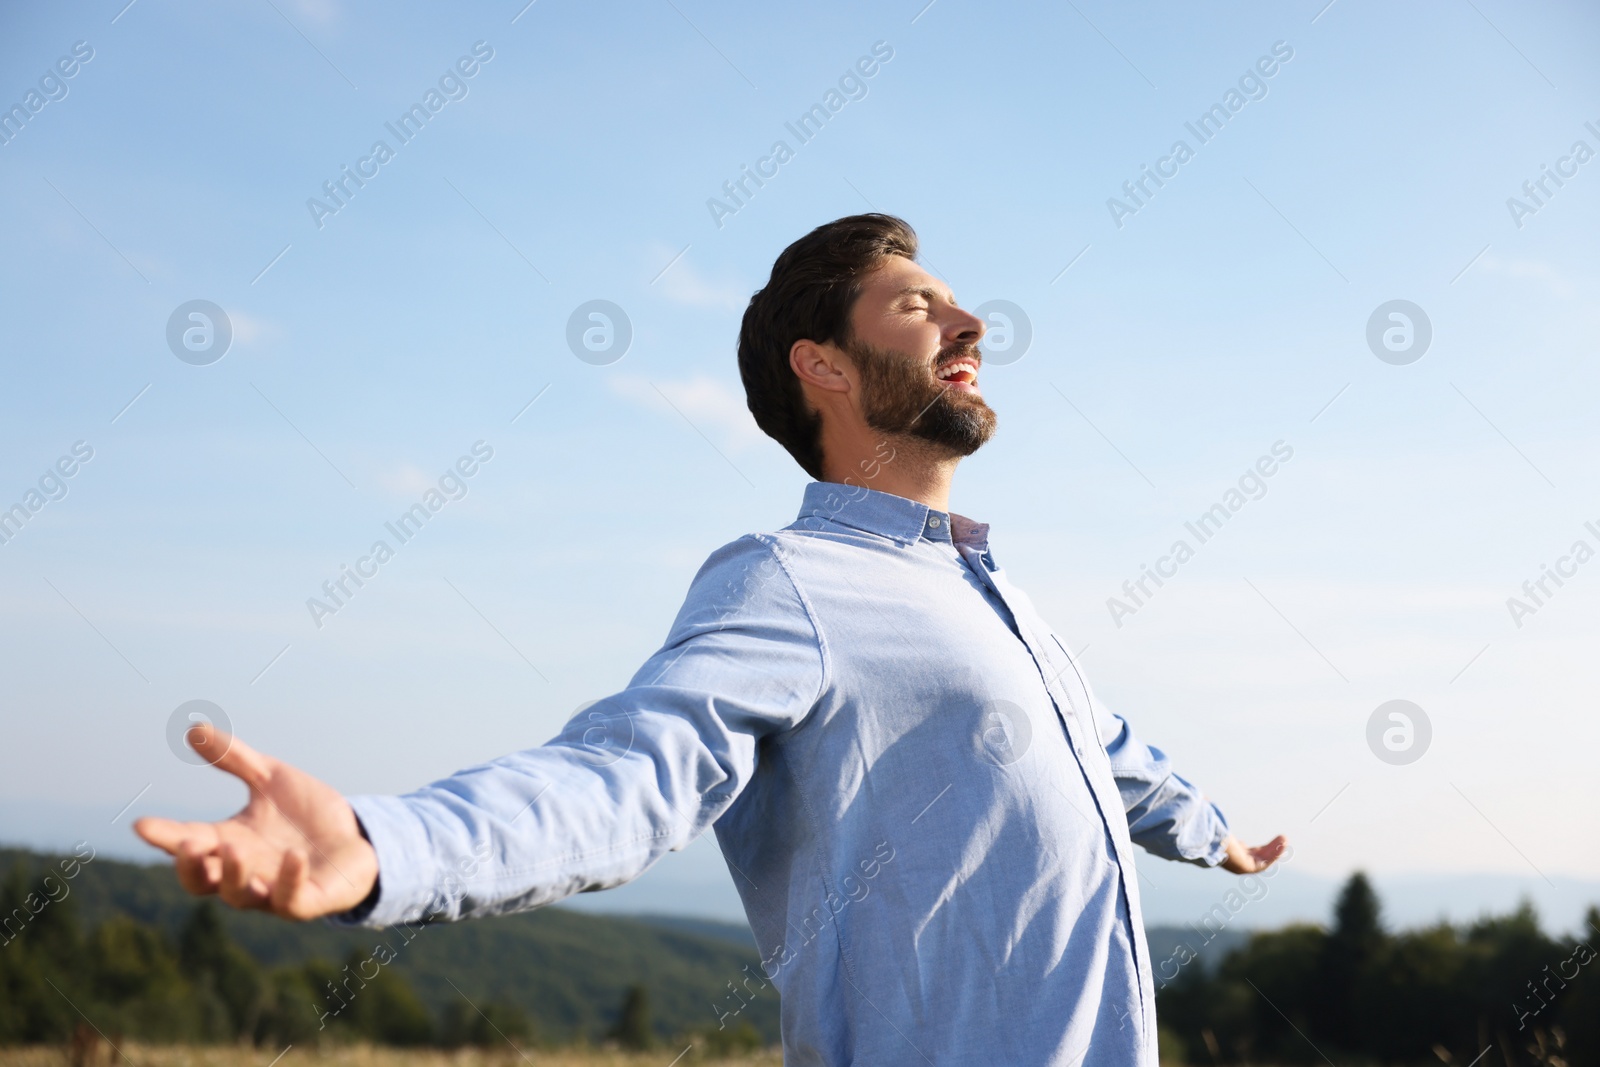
[935,342,983,368]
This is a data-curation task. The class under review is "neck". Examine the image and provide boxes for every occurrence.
[820,434,960,513]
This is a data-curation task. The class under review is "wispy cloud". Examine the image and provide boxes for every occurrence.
[375,463,437,496]
[648,243,748,311]
[290,0,341,28]
[1477,253,1576,297]
[230,311,272,345]
[608,373,765,451]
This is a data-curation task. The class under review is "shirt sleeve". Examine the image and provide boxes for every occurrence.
[1093,705,1232,867]
[336,534,824,928]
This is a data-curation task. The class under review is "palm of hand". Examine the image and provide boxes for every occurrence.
[1220,833,1289,875]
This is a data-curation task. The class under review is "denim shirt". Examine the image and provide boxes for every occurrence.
[345,482,1231,1065]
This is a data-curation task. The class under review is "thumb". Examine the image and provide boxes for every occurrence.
[187,724,272,788]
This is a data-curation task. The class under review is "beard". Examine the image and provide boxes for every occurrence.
[845,338,998,457]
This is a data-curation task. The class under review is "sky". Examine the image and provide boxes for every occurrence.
[1,0,1598,935]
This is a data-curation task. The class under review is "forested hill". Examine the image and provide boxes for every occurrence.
[10,844,1600,1064]
[0,845,777,1047]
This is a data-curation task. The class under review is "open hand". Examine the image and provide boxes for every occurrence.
[134,725,377,920]
[1219,833,1288,874]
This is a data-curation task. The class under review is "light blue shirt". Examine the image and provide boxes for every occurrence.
[344,482,1231,1065]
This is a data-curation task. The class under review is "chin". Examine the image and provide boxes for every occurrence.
[913,400,997,456]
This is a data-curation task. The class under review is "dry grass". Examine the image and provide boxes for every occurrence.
[0,1044,783,1067]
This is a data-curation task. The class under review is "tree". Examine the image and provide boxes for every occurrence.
[1218,924,1326,1064]
[1558,907,1600,1067]
[1313,872,1384,1050]
[253,966,325,1047]
[610,984,654,1050]
[333,950,433,1046]
[0,860,80,1043]
[84,915,196,1041]
[177,902,265,1041]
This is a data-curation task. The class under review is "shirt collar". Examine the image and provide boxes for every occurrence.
[794,481,992,554]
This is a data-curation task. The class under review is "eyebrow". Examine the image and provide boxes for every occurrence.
[893,284,957,305]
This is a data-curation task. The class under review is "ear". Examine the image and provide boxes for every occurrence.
[790,339,853,396]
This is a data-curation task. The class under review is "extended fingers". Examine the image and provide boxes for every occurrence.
[1250,835,1289,869]
[157,827,279,909]
[217,841,271,910]
[135,816,216,856]
[144,819,223,896]
[271,848,312,919]
[175,838,222,895]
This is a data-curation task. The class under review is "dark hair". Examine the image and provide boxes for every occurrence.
[738,214,918,480]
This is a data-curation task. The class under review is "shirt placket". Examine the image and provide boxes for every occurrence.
[956,544,1157,1058]
[954,546,1106,791]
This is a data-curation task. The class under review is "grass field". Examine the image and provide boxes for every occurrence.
[0,1045,785,1067]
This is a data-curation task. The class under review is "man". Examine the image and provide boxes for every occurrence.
[138,214,1285,1065]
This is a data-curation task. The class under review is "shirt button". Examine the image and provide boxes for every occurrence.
[928,517,942,528]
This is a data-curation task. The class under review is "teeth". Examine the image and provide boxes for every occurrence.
[936,360,978,380]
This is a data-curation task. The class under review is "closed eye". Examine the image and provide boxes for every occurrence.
[897,285,955,313]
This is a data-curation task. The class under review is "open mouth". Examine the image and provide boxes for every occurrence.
[935,358,980,390]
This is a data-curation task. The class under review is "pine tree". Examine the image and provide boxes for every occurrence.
[610,984,654,1050]
[177,902,265,1041]
[1314,872,1384,1052]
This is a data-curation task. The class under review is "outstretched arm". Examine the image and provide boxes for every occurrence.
[1094,704,1287,875]
[136,535,821,924]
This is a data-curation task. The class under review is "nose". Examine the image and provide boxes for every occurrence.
[946,305,986,350]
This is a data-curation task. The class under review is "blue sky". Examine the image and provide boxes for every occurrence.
[2,0,1598,932]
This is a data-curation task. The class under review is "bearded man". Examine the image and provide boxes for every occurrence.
[138,214,1285,1066]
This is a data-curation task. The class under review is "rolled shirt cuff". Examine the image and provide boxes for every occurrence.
[329,794,443,928]
[1190,804,1233,867]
